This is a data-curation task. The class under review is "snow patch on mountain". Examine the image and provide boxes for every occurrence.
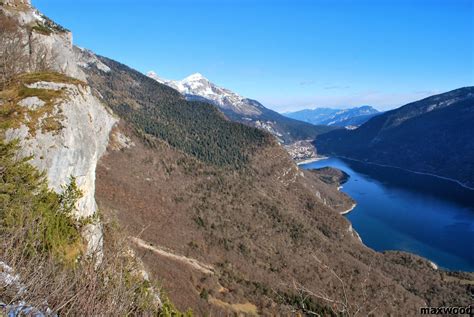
[147,71,262,116]
[146,70,333,150]
[75,47,111,73]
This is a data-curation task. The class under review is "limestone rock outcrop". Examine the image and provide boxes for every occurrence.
[6,82,117,219]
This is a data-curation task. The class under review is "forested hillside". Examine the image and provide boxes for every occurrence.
[82,54,272,168]
[315,87,474,187]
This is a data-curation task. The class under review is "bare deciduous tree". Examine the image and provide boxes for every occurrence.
[0,14,29,89]
[0,14,58,90]
[285,254,384,316]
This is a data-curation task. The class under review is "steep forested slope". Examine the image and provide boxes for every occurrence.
[77,52,474,315]
[80,54,271,169]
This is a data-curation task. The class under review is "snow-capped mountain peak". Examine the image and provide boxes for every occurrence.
[183,72,207,82]
[146,70,333,145]
[180,73,214,95]
[147,70,263,116]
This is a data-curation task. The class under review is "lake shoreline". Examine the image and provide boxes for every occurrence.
[296,156,328,166]
[341,203,356,215]
[300,156,474,272]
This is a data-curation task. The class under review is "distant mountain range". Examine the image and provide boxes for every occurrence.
[314,87,474,188]
[284,106,380,127]
[147,72,334,144]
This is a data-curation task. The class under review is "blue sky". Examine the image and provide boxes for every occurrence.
[34,0,473,112]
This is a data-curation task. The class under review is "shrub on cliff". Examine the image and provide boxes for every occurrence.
[0,140,188,315]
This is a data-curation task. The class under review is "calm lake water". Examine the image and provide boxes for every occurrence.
[301,157,474,272]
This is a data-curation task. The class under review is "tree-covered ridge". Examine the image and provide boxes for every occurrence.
[82,55,272,168]
[315,87,474,187]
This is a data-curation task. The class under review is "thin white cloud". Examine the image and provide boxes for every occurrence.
[299,80,316,86]
[323,85,351,90]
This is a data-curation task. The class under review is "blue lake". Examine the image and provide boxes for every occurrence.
[301,157,474,272]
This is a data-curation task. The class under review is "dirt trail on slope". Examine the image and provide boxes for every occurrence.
[130,237,214,275]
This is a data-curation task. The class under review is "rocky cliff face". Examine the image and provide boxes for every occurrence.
[1,0,86,81]
[3,78,117,254]
[2,0,31,6]
[0,2,117,253]
[5,81,117,219]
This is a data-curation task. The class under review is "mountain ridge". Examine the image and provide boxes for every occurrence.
[314,87,474,188]
[147,71,335,144]
[284,105,380,127]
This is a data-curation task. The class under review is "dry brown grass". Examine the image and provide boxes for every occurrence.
[208,297,258,316]
[0,72,84,137]
[0,219,162,316]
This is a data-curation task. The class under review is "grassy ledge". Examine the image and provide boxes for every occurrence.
[0,72,85,137]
